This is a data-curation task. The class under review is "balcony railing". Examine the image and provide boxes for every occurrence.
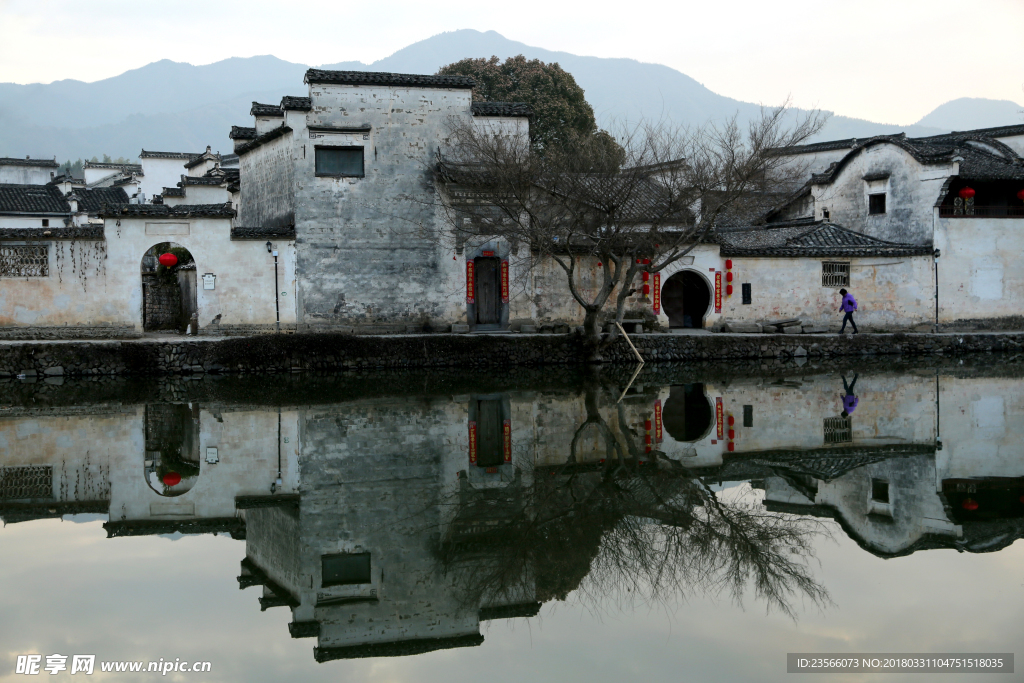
[939,205,1024,218]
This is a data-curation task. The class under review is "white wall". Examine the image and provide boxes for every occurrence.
[935,215,1024,323]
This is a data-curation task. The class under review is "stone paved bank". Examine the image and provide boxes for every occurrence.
[1,331,1023,378]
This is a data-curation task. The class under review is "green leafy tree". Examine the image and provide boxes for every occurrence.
[438,55,612,154]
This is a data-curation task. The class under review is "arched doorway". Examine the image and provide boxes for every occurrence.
[144,404,201,497]
[662,384,714,442]
[662,271,711,329]
[141,243,196,333]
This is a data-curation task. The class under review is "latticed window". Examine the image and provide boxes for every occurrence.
[823,416,852,444]
[0,245,49,277]
[821,261,849,287]
[0,465,53,499]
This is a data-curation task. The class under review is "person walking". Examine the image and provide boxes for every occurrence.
[838,288,858,334]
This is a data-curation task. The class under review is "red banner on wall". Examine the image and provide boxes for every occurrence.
[714,271,722,313]
[716,397,724,439]
[503,419,512,462]
[466,260,475,304]
[501,260,510,303]
[468,420,478,463]
[654,399,663,442]
[652,272,661,314]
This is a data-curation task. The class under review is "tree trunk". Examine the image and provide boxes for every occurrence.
[582,309,604,363]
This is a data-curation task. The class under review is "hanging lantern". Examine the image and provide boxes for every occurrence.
[962,498,979,511]
[642,258,650,265]
[642,271,650,282]
[727,442,735,452]
[958,187,976,200]
[642,284,650,295]
[726,284,734,296]
[1017,189,1024,201]
[726,272,733,282]
[158,253,178,268]
[597,262,602,267]
[725,259,733,269]
[645,420,652,430]
[163,471,182,486]
[727,415,735,426]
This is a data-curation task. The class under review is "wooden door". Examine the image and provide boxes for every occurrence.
[475,257,500,325]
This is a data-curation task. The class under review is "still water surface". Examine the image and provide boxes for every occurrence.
[1,361,1021,682]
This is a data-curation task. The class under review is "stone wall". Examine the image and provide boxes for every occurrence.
[143,276,182,330]
[1,330,1023,378]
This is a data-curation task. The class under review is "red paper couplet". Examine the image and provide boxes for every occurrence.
[715,271,722,313]
[716,397,724,439]
[501,260,510,303]
[652,273,661,314]
[466,260,475,304]
[503,419,512,462]
[468,421,478,463]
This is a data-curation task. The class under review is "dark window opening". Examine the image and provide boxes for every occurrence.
[742,405,753,428]
[41,219,49,227]
[868,193,886,215]
[741,283,752,305]
[315,146,364,178]
[871,479,890,503]
[322,553,371,586]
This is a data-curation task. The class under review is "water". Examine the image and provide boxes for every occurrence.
[1,359,1021,682]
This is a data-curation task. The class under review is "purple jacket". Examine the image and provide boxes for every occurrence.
[841,293,858,313]
[843,394,859,414]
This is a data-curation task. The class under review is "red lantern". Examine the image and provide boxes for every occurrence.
[158,253,178,267]
[597,262,603,267]
[1017,189,1024,201]
[728,429,735,440]
[163,471,182,486]
[726,272,733,282]
[727,442,735,452]
[958,187,975,200]
[725,259,733,269]
[962,498,979,511]
[727,416,735,426]
[645,420,652,430]
[642,271,650,282]
[642,284,650,296]
[726,284,734,296]
[642,258,650,265]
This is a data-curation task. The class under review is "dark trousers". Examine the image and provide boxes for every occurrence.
[840,311,858,333]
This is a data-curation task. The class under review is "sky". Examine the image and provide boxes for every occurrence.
[1,0,1022,125]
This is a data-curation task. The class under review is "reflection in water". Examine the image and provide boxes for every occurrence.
[1,361,1022,666]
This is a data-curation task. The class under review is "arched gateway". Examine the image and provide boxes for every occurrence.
[661,270,711,329]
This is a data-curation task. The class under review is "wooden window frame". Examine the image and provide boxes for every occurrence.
[314,145,365,178]
[821,261,850,288]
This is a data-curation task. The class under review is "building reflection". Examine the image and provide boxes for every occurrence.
[0,367,1022,661]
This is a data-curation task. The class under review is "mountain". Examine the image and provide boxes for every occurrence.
[915,97,1023,131]
[1,30,1020,161]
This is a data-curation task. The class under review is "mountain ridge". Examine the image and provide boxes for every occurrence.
[1,30,1020,161]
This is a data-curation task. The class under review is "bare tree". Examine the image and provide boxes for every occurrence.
[437,104,827,361]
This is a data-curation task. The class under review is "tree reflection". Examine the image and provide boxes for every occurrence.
[440,377,831,620]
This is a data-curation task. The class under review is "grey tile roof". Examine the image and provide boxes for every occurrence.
[0,157,59,168]
[159,187,184,197]
[111,176,140,187]
[140,150,201,160]
[0,225,104,241]
[250,101,283,117]
[180,175,224,186]
[471,101,532,117]
[229,125,257,140]
[83,161,142,172]
[77,187,129,213]
[236,125,292,157]
[776,123,1024,157]
[305,68,475,89]
[0,183,70,213]
[718,220,932,257]
[100,202,235,218]
[280,95,311,111]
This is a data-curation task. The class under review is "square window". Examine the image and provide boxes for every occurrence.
[41,219,49,227]
[823,415,852,444]
[871,479,890,503]
[741,283,752,305]
[321,553,371,587]
[822,261,850,288]
[315,146,364,178]
[868,193,886,215]
[0,244,49,277]
[742,405,753,428]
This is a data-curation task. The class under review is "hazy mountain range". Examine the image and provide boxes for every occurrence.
[1,29,1021,161]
